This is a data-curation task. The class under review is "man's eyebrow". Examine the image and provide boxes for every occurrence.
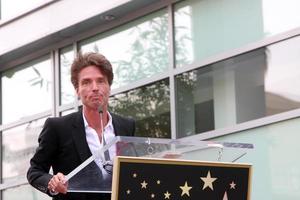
[81,78,91,81]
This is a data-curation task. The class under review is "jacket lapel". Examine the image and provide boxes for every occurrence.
[71,110,92,163]
[112,114,121,136]
[112,113,134,137]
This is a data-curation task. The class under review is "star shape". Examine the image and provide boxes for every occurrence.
[164,191,171,199]
[180,181,192,196]
[230,181,236,189]
[200,171,217,190]
[141,180,148,189]
[151,193,155,198]
[133,173,137,178]
[157,180,161,184]
[126,189,131,194]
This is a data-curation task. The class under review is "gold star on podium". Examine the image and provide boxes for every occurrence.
[180,181,192,196]
[200,171,217,190]
[141,180,148,189]
[164,191,171,199]
[230,181,236,189]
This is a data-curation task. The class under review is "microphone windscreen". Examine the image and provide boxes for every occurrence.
[98,105,103,113]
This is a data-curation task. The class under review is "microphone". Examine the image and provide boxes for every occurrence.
[98,104,104,139]
[98,105,103,114]
[98,105,104,137]
[98,104,107,161]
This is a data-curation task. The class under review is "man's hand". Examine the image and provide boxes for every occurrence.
[47,172,68,194]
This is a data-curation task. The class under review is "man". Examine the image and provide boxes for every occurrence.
[27,52,135,200]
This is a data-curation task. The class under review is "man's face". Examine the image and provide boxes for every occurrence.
[76,65,110,110]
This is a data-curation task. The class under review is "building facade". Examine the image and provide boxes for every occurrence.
[0,0,300,199]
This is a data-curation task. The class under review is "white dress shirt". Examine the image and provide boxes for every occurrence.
[83,111,116,178]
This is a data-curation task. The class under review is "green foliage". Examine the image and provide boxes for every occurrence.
[110,79,170,138]
[108,14,171,138]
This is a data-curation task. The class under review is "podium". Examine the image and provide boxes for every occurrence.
[65,136,253,199]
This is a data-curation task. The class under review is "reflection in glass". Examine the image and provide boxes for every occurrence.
[3,184,50,200]
[174,0,264,67]
[109,79,170,138]
[174,0,300,67]
[176,36,300,137]
[2,118,46,183]
[264,36,300,115]
[212,117,300,200]
[1,56,52,124]
[60,46,76,105]
[79,9,169,89]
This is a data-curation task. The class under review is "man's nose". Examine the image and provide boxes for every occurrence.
[91,81,100,90]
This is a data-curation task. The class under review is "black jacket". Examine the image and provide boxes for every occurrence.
[27,110,135,200]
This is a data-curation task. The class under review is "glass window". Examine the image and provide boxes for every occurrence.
[59,46,76,105]
[212,117,300,200]
[3,184,50,200]
[109,79,170,138]
[1,56,52,124]
[264,36,300,116]
[174,0,300,67]
[79,9,169,89]
[176,36,300,137]
[2,118,46,183]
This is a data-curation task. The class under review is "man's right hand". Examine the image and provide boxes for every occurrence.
[47,172,68,194]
